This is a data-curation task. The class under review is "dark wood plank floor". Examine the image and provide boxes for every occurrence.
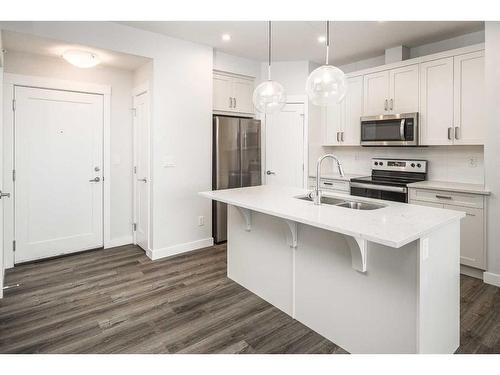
[0,244,499,354]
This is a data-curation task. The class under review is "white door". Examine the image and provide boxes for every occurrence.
[363,70,390,116]
[389,64,419,114]
[213,73,233,112]
[0,68,4,297]
[342,75,363,146]
[14,86,104,263]
[232,77,254,114]
[419,57,454,145]
[133,91,150,251]
[265,103,305,188]
[453,51,485,145]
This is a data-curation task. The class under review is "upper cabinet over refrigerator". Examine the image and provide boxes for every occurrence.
[213,71,255,116]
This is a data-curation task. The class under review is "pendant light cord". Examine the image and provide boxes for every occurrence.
[268,20,272,80]
[325,20,330,65]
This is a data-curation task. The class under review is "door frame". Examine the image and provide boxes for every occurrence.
[2,73,111,268]
[263,95,309,188]
[132,82,151,252]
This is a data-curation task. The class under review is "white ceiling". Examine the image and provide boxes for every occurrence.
[119,21,484,65]
[1,30,151,71]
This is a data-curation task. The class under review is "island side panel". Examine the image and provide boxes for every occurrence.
[227,205,294,315]
[294,225,419,354]
[417,220,460,354]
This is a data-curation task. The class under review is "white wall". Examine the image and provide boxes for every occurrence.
[3,50,135,244]
[261,60,310,95]
[214,51,260,80]
[339,30,485,73]
[484,22,500,279]
[0,21,213,259]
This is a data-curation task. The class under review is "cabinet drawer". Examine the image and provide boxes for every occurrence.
[409,188,483,208]
[308,178,350,192]
[320,179,350,192]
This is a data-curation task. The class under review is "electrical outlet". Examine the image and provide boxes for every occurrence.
[198,216,205,226]
[468,157,478,168]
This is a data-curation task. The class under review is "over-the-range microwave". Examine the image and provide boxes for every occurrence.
[360,112,419,146]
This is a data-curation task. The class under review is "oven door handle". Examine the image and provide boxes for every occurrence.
[350,182,407,193]
[400,119,406,141]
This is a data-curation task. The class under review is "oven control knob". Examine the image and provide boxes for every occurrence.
[411,163,415,168]
[379,162,383,166]
[374,162,379,166]
[417,163,422,168]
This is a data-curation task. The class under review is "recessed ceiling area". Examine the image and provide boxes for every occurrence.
[119,21,484,65]
[1,30,151,71]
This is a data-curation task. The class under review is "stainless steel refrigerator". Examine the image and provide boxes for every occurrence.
[213,116,261,243]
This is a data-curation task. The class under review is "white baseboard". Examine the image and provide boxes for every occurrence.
[460,265,484,280]
[146,237,214,261]
[104,235,134,249]
[483,272,500,288]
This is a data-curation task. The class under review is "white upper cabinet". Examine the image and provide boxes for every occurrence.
[419,57,454,145]
[419,51,485,146]
[343,76,363,145]
[389,64,419,114]
[213,72,255,115]
[364,65,419,116]
[453,51,485,145]
[363,71,390,116]
[322,75,363,146]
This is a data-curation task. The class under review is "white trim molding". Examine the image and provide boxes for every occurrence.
[146,237,214,261]
[483,271,500,288]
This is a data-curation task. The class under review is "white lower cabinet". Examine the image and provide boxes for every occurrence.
[409,188,486,270]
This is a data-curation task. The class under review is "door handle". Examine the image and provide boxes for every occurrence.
[266,170,275,175]
[89,177,101,182]
[137,178,147,183]
[0,190,11,199]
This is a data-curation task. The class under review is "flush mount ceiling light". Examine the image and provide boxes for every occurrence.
[62,50,100,68]
[221,33,231,41]
[252,21,286,114]
[306,21,347,106]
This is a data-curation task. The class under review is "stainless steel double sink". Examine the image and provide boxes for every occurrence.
[296,195,386,210]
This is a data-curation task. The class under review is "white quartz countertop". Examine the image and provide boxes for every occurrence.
[308,173,366,181]
[200,185,464,248]
[408,180,490,195]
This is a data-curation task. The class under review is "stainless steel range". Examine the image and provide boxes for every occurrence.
[350,158,427,203]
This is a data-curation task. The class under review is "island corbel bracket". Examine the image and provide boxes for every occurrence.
[284,220,298,248]
[344,236,368,273]
[236,207,252,231]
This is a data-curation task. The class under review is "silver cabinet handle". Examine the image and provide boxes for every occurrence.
[89,177,101,182]
[454,126,460,140]
[266,170,275,175]
[350,182,407,193]
[447,127,453,140]
[341,132,344,142]
[384,99,388,111]
[390,99,393,111]
[336,132,340,142]
[435,194,452,200]
[229,97,232,108]
[137,178,147,183]
[234,97,237,108]
[0,190,11,199]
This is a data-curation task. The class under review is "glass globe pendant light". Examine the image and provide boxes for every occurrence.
[252,21,286,114]
[306,21,348,106]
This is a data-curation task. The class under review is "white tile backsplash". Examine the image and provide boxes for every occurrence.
[310,145,484,184]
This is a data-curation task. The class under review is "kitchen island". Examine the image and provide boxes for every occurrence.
[199,185,465,354]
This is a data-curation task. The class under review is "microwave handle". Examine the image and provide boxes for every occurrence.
[400,119,405,141]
